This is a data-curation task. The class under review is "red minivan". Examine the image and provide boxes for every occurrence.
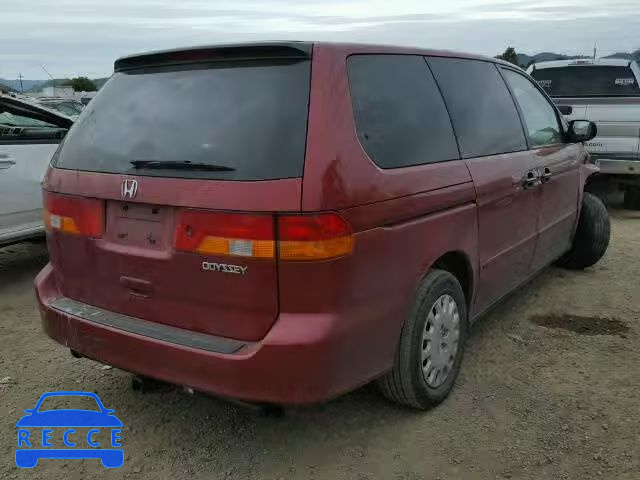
[35,42,610,409]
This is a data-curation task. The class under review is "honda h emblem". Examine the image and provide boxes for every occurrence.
[121,179,138,199]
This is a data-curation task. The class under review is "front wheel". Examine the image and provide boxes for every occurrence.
[377,269,468,409]
[557,192,610,270]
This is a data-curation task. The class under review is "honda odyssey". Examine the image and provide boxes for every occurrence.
[35,42,609,409]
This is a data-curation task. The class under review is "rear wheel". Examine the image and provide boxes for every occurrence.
[623,185,640,210]
[557,192,610,270]
[377,269,467,409]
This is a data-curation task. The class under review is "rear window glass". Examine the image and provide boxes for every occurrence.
[531,66,640,97]
[428,57,527,158]
[347,55,459,168]
[54,60,311,180]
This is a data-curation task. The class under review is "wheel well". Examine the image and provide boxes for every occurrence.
[432,252,473,307]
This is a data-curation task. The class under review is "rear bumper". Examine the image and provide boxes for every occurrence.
[35,263,382,405]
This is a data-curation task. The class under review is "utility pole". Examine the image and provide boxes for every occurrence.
[18,72,24,93]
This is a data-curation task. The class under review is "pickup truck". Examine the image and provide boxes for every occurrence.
[0,95,73,246]
[527,58,640,209]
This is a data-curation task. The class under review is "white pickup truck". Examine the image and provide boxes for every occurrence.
[527,58,640,209]
[0,95,73,246]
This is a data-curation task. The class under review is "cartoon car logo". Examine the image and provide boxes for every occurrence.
[16,391,124,468]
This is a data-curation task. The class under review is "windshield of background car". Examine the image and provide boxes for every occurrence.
[0,110,57,128]
[52,102,84,116]
[531,65,640,97]
[53,59,311,180]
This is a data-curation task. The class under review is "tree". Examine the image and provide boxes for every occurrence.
[496,47,519,66]
[68,76,97,92]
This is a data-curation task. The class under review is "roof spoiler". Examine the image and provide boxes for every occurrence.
[114,42,313,72]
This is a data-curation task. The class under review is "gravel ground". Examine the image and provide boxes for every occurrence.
[1,202,638,480]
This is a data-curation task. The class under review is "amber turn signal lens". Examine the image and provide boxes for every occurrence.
[277,213,354,261]
[43,191,105,237]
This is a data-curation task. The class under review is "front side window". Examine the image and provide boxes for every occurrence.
[427,57,527,159]
[502,69,563,148]
[347,54,459,169]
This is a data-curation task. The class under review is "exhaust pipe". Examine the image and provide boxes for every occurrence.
[70,349,83,359]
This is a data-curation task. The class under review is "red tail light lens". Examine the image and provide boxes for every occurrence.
[278,213,354,261]
[175,211,275,259]
[174,210,354,261]
[43,191,105,237]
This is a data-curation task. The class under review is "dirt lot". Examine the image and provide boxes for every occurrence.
[1,203,638,480]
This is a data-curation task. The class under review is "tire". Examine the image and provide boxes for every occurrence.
[377,269,468,409]
[584,174,611,206]
[557,192,610,270]
[623,185,640,210]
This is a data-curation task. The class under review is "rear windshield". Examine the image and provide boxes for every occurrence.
[54,60,311,180]
[531,66,640,97]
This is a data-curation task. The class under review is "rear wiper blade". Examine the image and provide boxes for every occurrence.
[130,160,235,172]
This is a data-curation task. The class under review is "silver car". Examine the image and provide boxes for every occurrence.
[527,58,640,208]
[0,95,73,246]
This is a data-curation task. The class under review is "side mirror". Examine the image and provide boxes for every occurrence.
[568,120,597,143]
[557,105,573,116]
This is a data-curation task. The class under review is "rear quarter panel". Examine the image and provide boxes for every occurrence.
[555,97,640,161]
[281,44,479,383]
[585,99,640,160]
[0,143,57,241]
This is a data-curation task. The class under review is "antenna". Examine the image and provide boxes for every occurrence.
[593,43,597,59]
[18,73,24,93]
[39,63,73,98]
[39,63,56,85]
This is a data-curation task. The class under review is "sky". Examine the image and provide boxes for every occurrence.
[1,0,638,79]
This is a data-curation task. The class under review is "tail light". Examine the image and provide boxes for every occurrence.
[175,211,354,261]
[278,213,354,261]
[43,191,105,237]
[175,211,275,259]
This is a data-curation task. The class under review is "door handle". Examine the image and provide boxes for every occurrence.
[0,157,16,169]
[540,167,552,183]
[522,169,541,189]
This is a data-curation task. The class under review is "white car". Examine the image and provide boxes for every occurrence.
[527,58,640,208]
[0,95,73,246]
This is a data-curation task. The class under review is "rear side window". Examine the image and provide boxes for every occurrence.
[54,60,311,180]
[347,55,459,168]
[531,66,640,97]
[428,57,527,159]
